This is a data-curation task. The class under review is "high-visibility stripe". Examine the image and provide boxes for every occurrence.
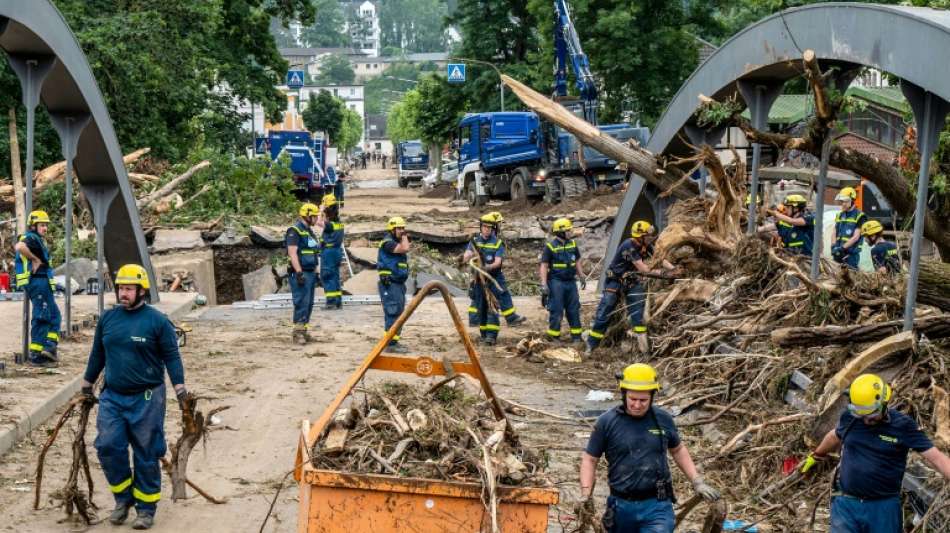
[467,307,477,313]
[777,221,793,228]
[331,222,344,230]
[546,329,561,337]
[552,263,568,268]
[323,243,335,248]
[570,327,583,335]
[588,330,604,339]
[132,487,161,503]
[301,250,315,254]
[479,325,500,331]
[29,342,45,352]
[501,307,516,316]
[325,291,342,297]
[633,325,647,333]
[786,241,804,247]
[110,477,133,493]
[46,332,59,342]
[397,262,408,268]
[476,241,502,250]
[379,270,392,275]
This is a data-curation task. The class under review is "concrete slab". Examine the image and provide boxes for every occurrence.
[151,229,206,253]
[242,264,277,301]
[249,225,284,248]
[346,247,377,267]
[53,257,99,288]
[150,249,217,305]
[342,269,379,295]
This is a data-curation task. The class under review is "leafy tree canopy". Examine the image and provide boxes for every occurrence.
[314,54,356,85]
[303,90,345,142]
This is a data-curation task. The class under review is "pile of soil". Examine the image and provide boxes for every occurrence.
[420,183,456,199]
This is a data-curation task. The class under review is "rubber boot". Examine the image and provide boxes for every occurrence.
[507,314,526,326]
[132,512,154,530]
[108,502,133,525]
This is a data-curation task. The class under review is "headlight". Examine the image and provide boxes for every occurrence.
[534,169,547,181]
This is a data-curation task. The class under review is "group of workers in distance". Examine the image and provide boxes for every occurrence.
[755,185,902,274]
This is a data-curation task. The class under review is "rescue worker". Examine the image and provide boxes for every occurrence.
[286,203,320,344]
[831,187,867,269]
[13,210,61,366]
[539,218,585,343]
[766,194,815,256]
[862,220,901,275]
[316,194,344,309]
[580,364,720,532]
[378,216,411,353]
[81,264,189,530]
[463,212,525,345]
[586,221,676,356]
[801,373,950,532]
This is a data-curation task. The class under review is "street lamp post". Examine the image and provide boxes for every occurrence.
[448,57,504,111]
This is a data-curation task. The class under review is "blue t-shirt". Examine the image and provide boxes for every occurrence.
[835,408,933,500]
[540,237,581,281]
[606,239,653,281]
[467,234,506,269]
[586,405,681,494]
[83,304,185,395]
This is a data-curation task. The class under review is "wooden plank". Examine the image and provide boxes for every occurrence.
[323,427,349,456]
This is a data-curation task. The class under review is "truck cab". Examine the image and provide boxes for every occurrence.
[396,140,429,187]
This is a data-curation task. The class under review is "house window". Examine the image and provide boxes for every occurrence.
[375,142,382,150]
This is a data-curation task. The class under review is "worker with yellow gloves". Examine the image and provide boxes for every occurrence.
[81,264,189,530]
[286,203,321,344]
[862,220,901,274]
[580,364,720,532]
[802,374,950,532]
[316,194,344,309]
[766,194,815,256]
[832,187,868,269]
[378,216,411,353]
[539,218,585,343]
[586,221,676,356]
[13,210,61,366]
[463,212,526,346]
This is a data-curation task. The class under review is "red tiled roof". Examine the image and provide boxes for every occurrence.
[835,132,898,163]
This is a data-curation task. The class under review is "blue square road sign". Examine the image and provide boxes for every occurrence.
[286,70,305,89]
[447,63,466,84]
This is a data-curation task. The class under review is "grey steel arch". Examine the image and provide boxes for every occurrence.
[1,0,156,299]
[607,3,950,283]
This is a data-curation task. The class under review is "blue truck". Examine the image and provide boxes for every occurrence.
[396,140,429,187]
[455,111,649,206]
[256,130,339,200]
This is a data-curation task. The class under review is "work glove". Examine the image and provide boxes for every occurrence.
[295,271,305,286]
[540,285,549,308]
[79,385,97,405]
[831,243,846,261]
[692,476,721,501]
[572,496,596,522]
[579,278,587,290]
[800,453,822,474]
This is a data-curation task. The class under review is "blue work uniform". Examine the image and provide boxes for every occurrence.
[776,212,815,256]
[320,220,345,308]
[586,405,681,533]
[15,230,61,358]
[83,304,185,517]
[831,409,933,533]
[587,239,652,350]
[870,240,901,274]
[541,236,582,341]
[377,234,409,345]
[834,207,868,269]
[286,220,320,325]
[468,233,523,327]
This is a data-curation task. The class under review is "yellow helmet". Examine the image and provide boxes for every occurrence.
[630,220,655,238]
[618,363,660,392]
[386,216,407,231]
[848,373,892,416]
[115,264,150,290]
[480,211,504,226]
[836,186,857,201]
[299,203,320,217]
[861,220,884,237]
[321,194,337,208]
[28,210,51,225]
[552,218,573,233]
[784,194,807,207]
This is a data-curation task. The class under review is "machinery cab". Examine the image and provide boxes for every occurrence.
[457,112,542,171]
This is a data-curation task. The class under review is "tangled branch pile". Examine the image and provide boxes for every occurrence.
[310,381,549,487]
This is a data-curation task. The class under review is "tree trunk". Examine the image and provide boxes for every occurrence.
[771,314,950,347]
[920,261,950,311]
[9,107,24,235]
[136,160,210,211]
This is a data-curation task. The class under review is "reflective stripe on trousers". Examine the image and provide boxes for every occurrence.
[547,278,582,339]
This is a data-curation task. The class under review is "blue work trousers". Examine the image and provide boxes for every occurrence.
[473,280,500,340]
[26,276,60,354]
[95,385,167,515]
[379,280,406,344]
[320,249,342,307]
[837,250,861,270]
[467,284,478,327]
[830,495,901,533]
[547,278,582,340]
[587,281,647,350]
[290,270,317,324]
[602,496,674,533]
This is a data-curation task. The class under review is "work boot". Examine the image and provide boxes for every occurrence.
[480,337,497,346]
[27,351,58,368]
[584,344,594,358]
[131,512,154,530]
[507,314,527,326]
[385,343,408,354]
[303,327,314,343]
[108,502,132,525]
[292,326,307,345]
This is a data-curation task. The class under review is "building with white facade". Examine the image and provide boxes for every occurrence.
[342,1,380,58]
[351,52,450,81]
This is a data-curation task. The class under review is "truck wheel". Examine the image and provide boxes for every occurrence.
[397,175,408,188]
[466,181,486,207]
[543,179,559,204]
[510,174,528,206]
[559,176,586,201]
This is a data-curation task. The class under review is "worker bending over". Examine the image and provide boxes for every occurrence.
[286,203,321,344]
[13,210,61,366]
[539,218,585,343]
[861,221,901,275]
[378,216,411,353]
[766,194,815,256]
[586,221,675,356]
[81,265,189,530]
[802,373,950,532]
[580,364,720,532]
[831,187,867,269]
[317,194,344,309]
[463,212,525,345]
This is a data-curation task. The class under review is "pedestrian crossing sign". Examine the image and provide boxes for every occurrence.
[286,70,305,89]
[447,63,466,84]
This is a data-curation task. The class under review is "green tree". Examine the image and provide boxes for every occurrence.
[337,107,364,154]
[414,75,467,147]
[387,91,423,144]
[379,0,449,53]
[303,90,345,142]
[314,54,356,85]
[299,0,350,47]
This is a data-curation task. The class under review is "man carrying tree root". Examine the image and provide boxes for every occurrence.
[81,264,190,530]
[286,202,321,344]
[862,220,902,275]
[802,373,950,532]
[767,194,815,256]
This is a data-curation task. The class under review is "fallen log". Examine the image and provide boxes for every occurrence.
[919,261,950,311]
[771,314,950,347]
[816,331,916,414]
[137,160,211,211]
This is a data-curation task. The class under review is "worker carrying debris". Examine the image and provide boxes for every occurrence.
[378,216,411,353]
[831,187,868,269]
[316,194,344,310]
[586,220,677,356]
[862,220,902,275]
[80,264,190,530]
[286,202,321,344]
[539,217,585,343]
[766,194,815,256]
[13,210,61,367]
[463,212,526,345]
[579,363,720,532]
[801,373,950,532]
